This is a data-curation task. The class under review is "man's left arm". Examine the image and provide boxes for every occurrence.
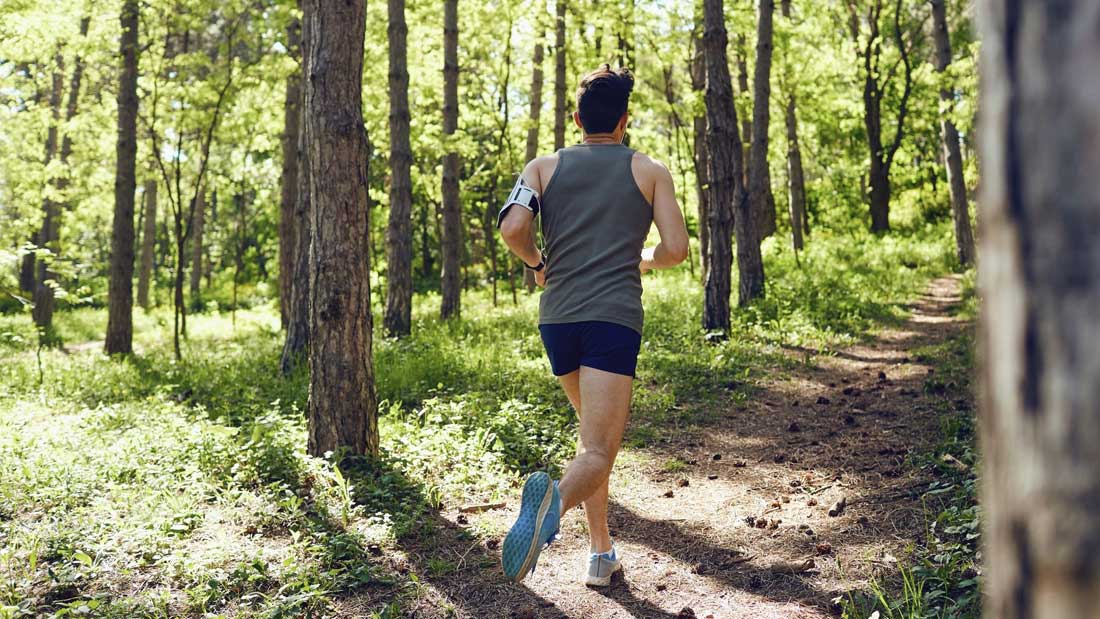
[640,163,690,273]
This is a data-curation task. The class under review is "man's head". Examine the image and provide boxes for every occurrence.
[573,64,634,139]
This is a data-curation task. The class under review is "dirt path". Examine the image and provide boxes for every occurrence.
[354,276,970,619]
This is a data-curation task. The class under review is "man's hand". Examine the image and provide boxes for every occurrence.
[534,268,546,287]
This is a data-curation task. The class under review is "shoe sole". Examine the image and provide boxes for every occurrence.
[584,561,622,587]
[502,473,554,582]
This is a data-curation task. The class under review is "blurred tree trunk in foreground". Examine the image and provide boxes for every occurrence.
[439,0,461,319]
[978,1,1100,617]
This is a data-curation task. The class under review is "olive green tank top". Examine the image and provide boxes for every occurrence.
[539,143,654,335]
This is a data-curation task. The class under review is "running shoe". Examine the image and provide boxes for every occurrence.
[501,472,561,582]
[585,544,622,587]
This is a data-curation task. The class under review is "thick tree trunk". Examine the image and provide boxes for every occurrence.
[440,0,461,319]
[931,0,974,267]
[977,2,1100,617]
[106,0,140,355]
[189,189,205,303]
[553,0,567,151]
[279,14,302,328]
[691,7,710,283]
[383,0,414,337]
[522,27,545,293]
[137,179,157,308]
[748,0,776,242]
[302,0,378,457]
[785,94,805,252]
[702,0,762,330]
[281,4,311,375]
[30,57,63,334]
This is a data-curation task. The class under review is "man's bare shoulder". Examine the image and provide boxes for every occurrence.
[522,154,560,194]
[630,151,671,178]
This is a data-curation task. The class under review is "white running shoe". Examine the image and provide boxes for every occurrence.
[585,545,622,587]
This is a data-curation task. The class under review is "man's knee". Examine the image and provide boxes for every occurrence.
[582,445,617,476]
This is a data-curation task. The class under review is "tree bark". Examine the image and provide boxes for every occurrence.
[302,0,378,457]
[279,13,302,328]
[522,27,545,293]
[137,179,157,308]
[106,0,140,355]
[977,2,1100,617]
[281,2,311,375]
[702,0,763,331]
[553,0,567,151]
[748,0,777,242]
[440,0,461,319]
[383,0,414,337]
[30,55,64,334]
[189,188,205,304]
[931,0,975,267]
[785,94,805,252]
[691,5,710,283]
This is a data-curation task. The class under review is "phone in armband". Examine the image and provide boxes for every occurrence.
[496,175,541,229]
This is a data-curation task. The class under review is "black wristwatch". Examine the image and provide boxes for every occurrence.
[525,252,546,272]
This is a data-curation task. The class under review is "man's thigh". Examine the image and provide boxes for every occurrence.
[577,365,633,456]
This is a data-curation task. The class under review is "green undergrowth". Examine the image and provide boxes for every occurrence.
[0,225,964,617]
[842,297,979,619]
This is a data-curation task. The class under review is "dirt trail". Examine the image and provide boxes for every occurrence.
[350,276,971,619]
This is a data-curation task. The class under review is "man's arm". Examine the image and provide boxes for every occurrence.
[640,161,690,273]
[499,159,544,272]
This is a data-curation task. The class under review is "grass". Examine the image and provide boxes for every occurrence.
[0,222,973,618]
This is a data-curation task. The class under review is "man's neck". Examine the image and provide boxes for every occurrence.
[582,133,619,144]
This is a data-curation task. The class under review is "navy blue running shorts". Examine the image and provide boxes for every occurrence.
[538,321,642,378]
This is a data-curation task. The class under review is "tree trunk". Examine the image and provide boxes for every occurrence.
[977,2,1100,616]
[189,188,205,304]
[553,0,567,151]
[279,13,302,328]
[440,0,461,319]
[281,2,311,375]
[691,6,710,283]
[137,179,157,308]
[785,94,805,252]
[931,0,975,267]
[302,0,378,457]
[30,56,64,335]
[523,27,545,293]
[702,0,762,330]
[735,34,752,172]
[748,0,777,242]
[105,0,140,355]
[383,0,414,337]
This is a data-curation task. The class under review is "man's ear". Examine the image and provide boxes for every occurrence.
[618,111,629,133]
[573,111,583,129]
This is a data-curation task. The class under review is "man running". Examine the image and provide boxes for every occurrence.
[497,64,689,586]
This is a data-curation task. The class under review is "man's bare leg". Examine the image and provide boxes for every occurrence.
[557,370,614,553]
[556,366,632,550]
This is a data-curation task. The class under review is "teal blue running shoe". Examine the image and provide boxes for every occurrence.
[502,472,561,582]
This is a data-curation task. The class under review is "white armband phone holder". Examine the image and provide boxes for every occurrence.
[496,176,541,229]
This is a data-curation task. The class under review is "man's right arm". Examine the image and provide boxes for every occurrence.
[640,161,689,273]
[499,159,545,275]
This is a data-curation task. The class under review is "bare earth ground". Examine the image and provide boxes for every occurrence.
[336,275,971,618]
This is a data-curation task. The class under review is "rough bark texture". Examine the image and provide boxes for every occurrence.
[702,0,762,330]
[978,2,1100,617]
[30,57,63,332]
[785,94,805,251]
[522,28,545,293]
[440,0,461,319]
[106,0,139,355]
[302,0,378,457]
[282,4,311,375]
[553,0,567,151]
[279,14,302,328]
[931,0,975,267]
[691,7,710,283]
[189,189,205,301]
[137,179,157,308]
[748,0,777,242]
[383,0,414,337]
